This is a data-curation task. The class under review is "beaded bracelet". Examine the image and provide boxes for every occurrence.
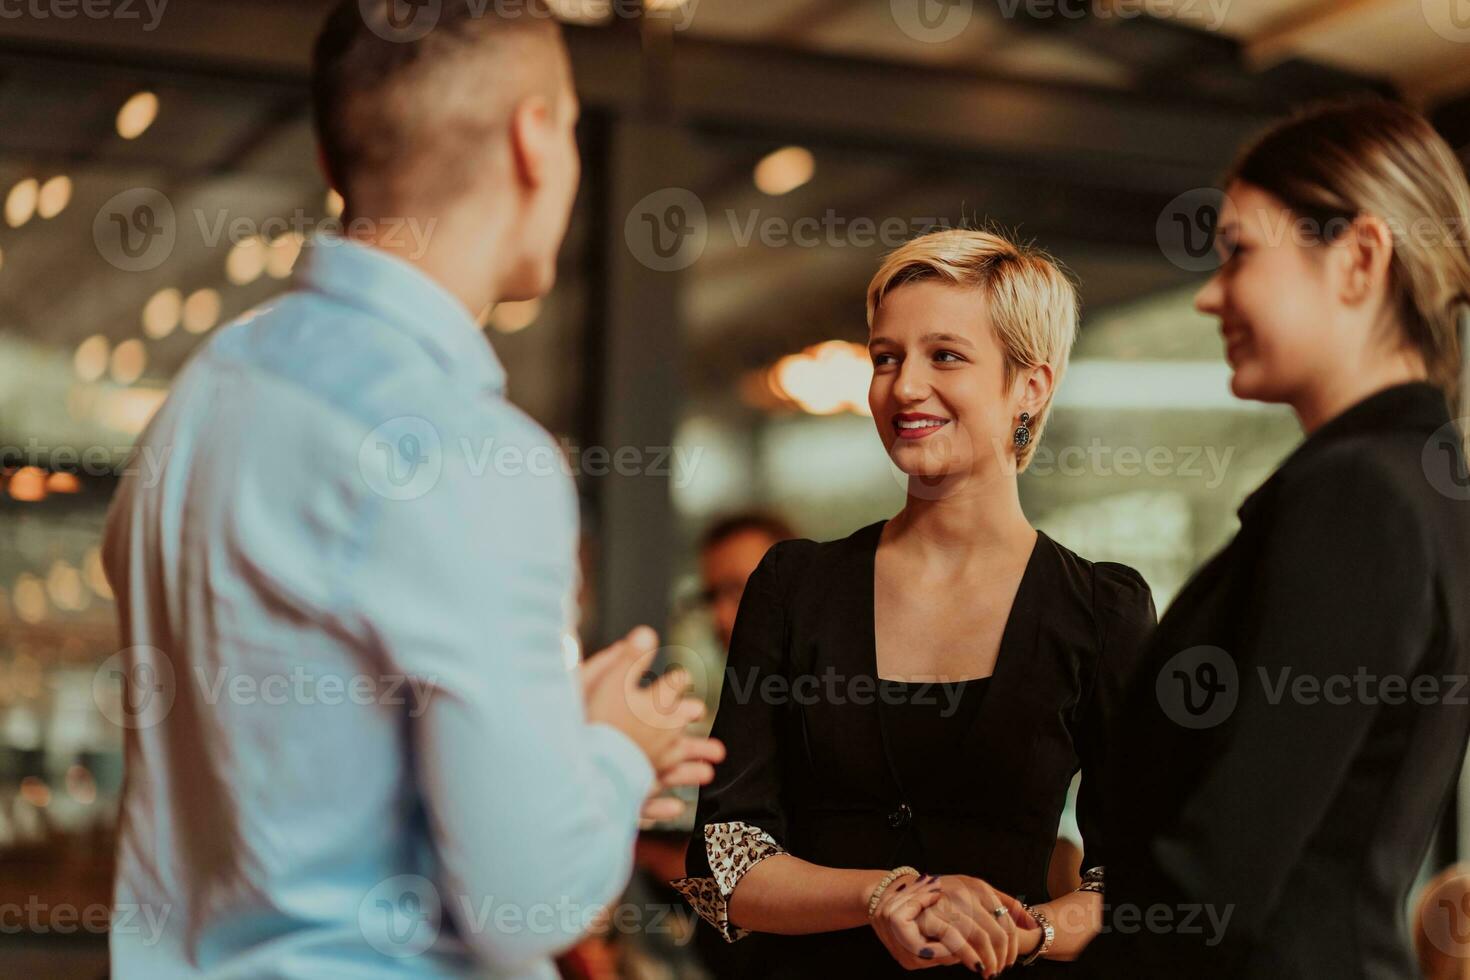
[866,866,921,919]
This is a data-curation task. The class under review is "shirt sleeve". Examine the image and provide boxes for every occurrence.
[347,403,654,972]
[672,542,801,942]
[1148,450,1436,941]
[1075,562,1158,892]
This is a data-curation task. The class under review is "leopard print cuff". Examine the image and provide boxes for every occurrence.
[669,820,786,942]
[1078,865,1105,894]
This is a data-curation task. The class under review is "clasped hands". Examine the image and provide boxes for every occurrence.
[580,625,725,823]
[871,873,1045,975]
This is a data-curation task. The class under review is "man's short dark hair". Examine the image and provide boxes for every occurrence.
[699,511,798,553]
[312,0,564,212]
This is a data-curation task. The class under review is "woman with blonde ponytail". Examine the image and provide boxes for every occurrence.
[1083,99,1470,980]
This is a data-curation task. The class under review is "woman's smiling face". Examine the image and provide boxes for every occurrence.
[1195,180,1347,407]
[868,279,1018,485]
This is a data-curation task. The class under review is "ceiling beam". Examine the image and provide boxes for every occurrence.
[0,0,1277,189]
[1243,0,1399,70]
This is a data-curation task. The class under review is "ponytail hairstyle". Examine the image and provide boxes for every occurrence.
[1226,99,1470,417]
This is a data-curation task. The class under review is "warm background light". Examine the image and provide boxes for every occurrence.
[142,287,183,339]
[6,178,38,228]
[754,146,816,196]
[45,472,80,494]
[110,338,147,384]
[759,340,872,416]
[7,468,48,503]
[95,387,167,436]
[227,237,269,285]
[116,90,159,140]
[12,573,47,623]
[182,288,222,334]
[73,334,110,382]
[84,547,114,600]
[267,232,304,279]
[46,560,86,611]
[37,176,72,219]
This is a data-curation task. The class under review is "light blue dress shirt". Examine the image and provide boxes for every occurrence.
[101,237,654,979]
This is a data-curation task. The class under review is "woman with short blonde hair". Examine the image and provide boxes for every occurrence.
[865,228,1079,472]
[675,227,1156,976]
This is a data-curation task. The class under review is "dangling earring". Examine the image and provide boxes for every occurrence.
[1013,412,1033,449]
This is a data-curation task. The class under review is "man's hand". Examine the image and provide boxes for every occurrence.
[581,626,725,821]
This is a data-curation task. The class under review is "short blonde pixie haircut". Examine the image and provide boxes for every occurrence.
[865,228,1079,471]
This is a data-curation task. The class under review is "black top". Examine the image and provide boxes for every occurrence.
[683,521,1156,977]
[1083,383,1470,980]
[882,678,992,809]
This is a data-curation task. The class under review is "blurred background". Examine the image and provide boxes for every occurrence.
[1,0,1468,976]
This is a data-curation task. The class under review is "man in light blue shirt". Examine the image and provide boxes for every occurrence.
[101,3,722,976]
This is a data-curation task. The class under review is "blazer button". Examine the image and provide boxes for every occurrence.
[888,803,912,829]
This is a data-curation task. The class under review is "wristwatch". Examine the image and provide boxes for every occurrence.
[1019,904,1054,967]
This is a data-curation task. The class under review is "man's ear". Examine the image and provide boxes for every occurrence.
[508,95,553,190]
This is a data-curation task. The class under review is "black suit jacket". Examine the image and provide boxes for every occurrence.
[1084,383,1470,979]
[678,520,1156,977]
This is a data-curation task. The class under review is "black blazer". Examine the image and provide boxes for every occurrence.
[676,520,1156,977]
[1084,383,1470,979]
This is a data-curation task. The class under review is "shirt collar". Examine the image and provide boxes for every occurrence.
[299,236,506,394]
[1237,381,1451,522]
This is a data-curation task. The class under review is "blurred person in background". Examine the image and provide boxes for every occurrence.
[1087,99,1470,979]
[555,515,801,979]
[700,513,798,653]
[674,229,1157,976]
[101,3,722,978]
[620,512,797,979]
